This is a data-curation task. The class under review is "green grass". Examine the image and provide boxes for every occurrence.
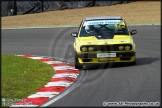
[1,54,54,105]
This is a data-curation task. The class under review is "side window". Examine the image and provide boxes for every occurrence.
[78,20,84,34]
[79,26,86,36]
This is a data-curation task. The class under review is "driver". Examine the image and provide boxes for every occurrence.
[85,25,95,33]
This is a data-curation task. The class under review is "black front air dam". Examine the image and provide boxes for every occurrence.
[78,52,136,58]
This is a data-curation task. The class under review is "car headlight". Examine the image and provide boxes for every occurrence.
[88,47,94,51]
[118,46,124,50]
[81,46,87,52]
[125,45,131,50]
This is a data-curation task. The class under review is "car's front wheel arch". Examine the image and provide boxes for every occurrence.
[74,50,83,69]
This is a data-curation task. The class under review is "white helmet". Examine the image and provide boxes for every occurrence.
[85,25,95,33]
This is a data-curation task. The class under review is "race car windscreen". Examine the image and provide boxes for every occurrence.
[79,20,129,37]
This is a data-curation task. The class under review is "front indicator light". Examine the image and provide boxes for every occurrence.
[81,47,87,52]
[125,45,130,50]
[88,47,94,51]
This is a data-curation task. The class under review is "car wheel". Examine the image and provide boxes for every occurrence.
[74,51,83,69]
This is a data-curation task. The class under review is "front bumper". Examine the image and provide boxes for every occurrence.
[77,52,136,64]
[78,52,135,58]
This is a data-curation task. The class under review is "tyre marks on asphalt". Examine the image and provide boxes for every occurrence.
[10,55,80,107]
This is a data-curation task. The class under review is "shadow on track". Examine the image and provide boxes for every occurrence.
[135,57,159,66]
[83,57,159,70]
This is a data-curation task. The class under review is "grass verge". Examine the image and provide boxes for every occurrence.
[1,54,54,106]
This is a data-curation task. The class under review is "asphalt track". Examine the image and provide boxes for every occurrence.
[2,25,161,107]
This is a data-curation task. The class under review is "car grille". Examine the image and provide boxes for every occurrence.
[83,44,132,51]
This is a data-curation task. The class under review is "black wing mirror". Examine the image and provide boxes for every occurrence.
[130,30,137,35]
[71,32,78,37]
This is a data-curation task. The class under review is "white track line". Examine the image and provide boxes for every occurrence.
[43,61,64,64]
[27,94,55,98]
[27,57,45,60]
[45,82,73,87]
[53,66,75,70]
[53,73,78,78]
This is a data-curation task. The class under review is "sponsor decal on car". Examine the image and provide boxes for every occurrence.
[83,20,125,26]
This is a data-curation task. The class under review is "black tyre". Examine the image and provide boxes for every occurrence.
[74,51,83,69]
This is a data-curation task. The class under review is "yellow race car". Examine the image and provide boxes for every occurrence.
[71,16,137,69]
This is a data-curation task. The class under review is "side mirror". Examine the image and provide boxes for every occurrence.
[130,30,137,35]
[71,32,78,37]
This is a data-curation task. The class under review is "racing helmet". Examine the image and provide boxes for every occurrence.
[85,25,95,33]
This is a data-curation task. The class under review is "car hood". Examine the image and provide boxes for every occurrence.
[78,35,132,45]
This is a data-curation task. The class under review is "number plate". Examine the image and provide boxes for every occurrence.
[97,53,116,58]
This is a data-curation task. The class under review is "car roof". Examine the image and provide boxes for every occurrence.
[83,16,123,21]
